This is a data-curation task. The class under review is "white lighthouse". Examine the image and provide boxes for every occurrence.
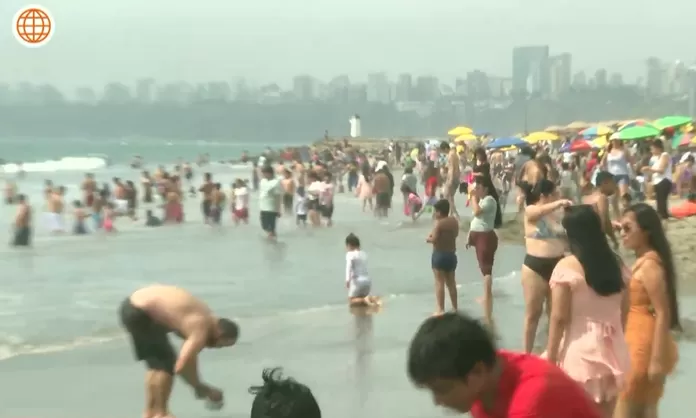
[349,114,361,138]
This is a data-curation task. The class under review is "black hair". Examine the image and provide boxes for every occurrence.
[519,146,536,159]
[519,178,555,205]
[474,147,487,163]
[476,175,502,228]
[407,312,496,385]
[439,142,450,151]
[404,166,413,175]
[345,233,360,249]
[595,170,615,185]
[217,318,239,340]
[626,203,681,330]
[261,165,274,175]
[433,199,450,216]
[651,139,665,151]
[249,368,321,418]
[561,162,569,170]
[562,205,624,296]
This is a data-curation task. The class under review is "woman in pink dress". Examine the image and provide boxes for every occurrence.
[545,204,630,418]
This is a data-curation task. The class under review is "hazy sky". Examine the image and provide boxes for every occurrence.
[0,0,691,90]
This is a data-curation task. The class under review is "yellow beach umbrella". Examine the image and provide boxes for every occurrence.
[544,125,566,133]
[524,131,559,143]
[447,126,473,136]
[566,121,590,130]
[454,133,477,142]
[592,135,609,148]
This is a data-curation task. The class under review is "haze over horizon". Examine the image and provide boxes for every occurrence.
[0,0,691,89]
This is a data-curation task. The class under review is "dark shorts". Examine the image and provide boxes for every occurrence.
[283,194,293,212]
[119,298,176,373]
[375,192,391,209]
[12,226,31,247]
[319,204,334,219]
[296,214,307,223]
[260,211,278,235]
[307,199,320,211]
[468,230,498,276]
[431,250,458,273]
[523,254,563,281]
[210,207,221,224]
[201,200,211,219]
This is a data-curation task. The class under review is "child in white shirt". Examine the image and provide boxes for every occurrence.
[295,186,308,227]
[231,179,250,225]
[344,233,381,307]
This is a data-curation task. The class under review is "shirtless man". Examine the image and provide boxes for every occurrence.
[13,194,31,246]
[199,173,214,224]
[46,186,65,233]
[426,199,459,315]
[119,285,238,418]
[280,169,296,216]
[209,183,225,225]
[440,142,461,218]
[582,171,619,249]
[113,178,128,216]
[81,173,97,208]
[373,169,391,218]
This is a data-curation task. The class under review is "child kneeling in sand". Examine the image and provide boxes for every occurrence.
[344,233,381,307]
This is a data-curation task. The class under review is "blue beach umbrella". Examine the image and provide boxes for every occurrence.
[486,136,525,149]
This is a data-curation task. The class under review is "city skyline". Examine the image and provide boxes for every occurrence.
[2,47,693,104]
[1,0,694,89]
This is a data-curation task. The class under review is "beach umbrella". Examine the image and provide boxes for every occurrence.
[610,125,660,141]
[579,125,613,138]
[544,125,566,133]
[560,140,592,153]
[524,131,559,143]
[592,136,609,148]
[447,126,473,136]
[617,119,652,131]
[672,132,693,148]
[454,133,477,142]
[566,121,590,130]
[654,115,692,130]
[486,136,525,149]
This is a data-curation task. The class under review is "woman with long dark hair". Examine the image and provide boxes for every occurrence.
[615,203,680,418]
[467,174,502,329]
[545,205,630,417]
[520,178,572,353]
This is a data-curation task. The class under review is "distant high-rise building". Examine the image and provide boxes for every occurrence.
[466,70,490,101]
[414,75,440,101]
[646,57,666,97]
[366,72,391,103]
[572,71,587,89]
[594,69,608,88]
[609,73,624,87]
[548,53,572,97]
[512,45,550,96]
[668,60,688,96]
[395,73,413,101]
[135,78,155,103]
[292,75,317,100]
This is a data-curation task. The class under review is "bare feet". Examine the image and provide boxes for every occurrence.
[432,310,444,317]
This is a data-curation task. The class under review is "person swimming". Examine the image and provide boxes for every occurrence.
[72,200,88,235]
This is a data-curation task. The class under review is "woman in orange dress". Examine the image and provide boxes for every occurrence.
[616,203,681,418]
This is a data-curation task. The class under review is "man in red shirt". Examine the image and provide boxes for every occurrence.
[407,312,602,417]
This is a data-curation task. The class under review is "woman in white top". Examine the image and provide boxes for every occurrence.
[602,138,633,216]
[641,139,672,219]
[344,233,381,307]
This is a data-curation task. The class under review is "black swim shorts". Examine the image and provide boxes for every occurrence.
[119,298,176,374]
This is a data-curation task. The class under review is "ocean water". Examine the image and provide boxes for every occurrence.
[0,138,692,418]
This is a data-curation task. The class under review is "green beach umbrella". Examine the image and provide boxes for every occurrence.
[612,125,660,141]
[653,115,692,130]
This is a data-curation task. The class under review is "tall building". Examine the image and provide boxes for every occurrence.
[645,57,665,98]
[594,69,608,88]
[667,60,688,96]
[414,76,440,101]
[135,79,155,103]
[366,72,391,103]
[512,45,550,96]
[466,70,490,101]
[609,73,624,87]
[548,53,571,97]
[292,75,317,100]
[394,73,413,101]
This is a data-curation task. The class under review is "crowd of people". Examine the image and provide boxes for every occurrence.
[2,132,689,418]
